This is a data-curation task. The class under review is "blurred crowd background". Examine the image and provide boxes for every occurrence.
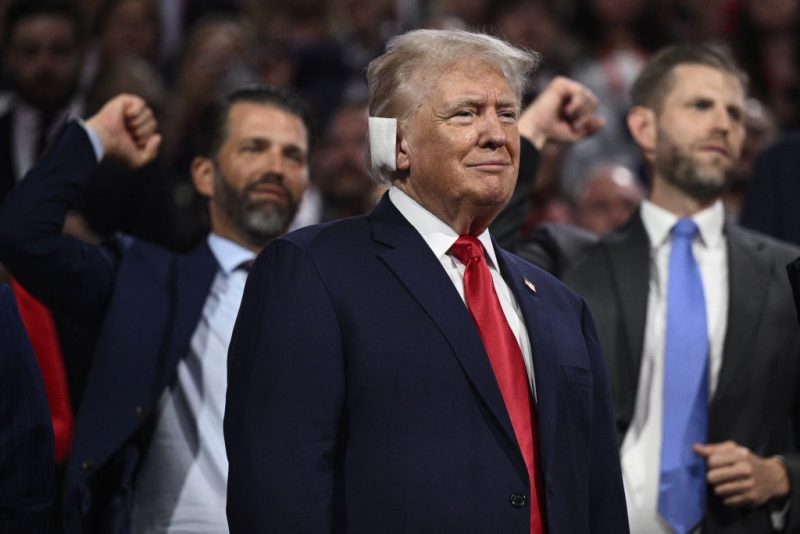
[0,0,797,252]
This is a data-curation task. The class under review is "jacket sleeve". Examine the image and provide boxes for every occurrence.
[225,237,346,533]
[0,121,119,335]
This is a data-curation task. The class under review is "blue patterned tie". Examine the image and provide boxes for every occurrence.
[659,218,708,534]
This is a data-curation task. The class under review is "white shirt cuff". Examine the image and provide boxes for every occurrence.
[77,119,104,162]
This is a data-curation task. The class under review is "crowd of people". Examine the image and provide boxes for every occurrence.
[2,0,800,533]
[0,0,798,247]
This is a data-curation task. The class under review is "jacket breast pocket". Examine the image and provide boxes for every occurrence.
[560,364,592,388]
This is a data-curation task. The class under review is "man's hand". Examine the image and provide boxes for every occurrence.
[693,442,790,507]
[85,94,161,168]
[519,76,605,150]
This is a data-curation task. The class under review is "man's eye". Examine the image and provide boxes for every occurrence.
[499,111,518,123]
[285,151,305,164]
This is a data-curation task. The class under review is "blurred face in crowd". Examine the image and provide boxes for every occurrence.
[317,104,373,205]
[649,64,745,205]
[745,0,799,32]
[196,102,309,250]
[735,98,778,184]
[396,58,520,234]
[576,165,643,235]
[5,14,83,111]
[100,0,159,61]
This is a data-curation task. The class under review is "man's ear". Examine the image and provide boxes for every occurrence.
[191,156,215,198]
[627,106,657,156]
[396,130,411,171]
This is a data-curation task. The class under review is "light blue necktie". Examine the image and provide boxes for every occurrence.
[659,218,709,534]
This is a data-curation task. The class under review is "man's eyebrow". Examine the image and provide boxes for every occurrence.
[440,96,518,111]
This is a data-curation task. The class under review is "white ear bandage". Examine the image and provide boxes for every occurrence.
[368,117,397,171]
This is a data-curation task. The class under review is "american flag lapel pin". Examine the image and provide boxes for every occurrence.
[523,277,536,295]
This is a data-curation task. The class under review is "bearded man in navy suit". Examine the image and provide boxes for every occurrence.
[225,28,628,534]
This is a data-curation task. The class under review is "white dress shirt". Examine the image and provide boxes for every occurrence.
[388,187,536,396]
[622,200,728,533]
[131,234,254,534]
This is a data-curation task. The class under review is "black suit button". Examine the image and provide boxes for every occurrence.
[510,493,528,508]
[81,460,94,472]
[134,406,146,420]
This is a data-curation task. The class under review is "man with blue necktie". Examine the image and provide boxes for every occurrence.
[559,44,800,533]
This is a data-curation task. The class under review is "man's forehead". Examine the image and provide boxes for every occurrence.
[666,64,745,102]
[427,66,518,106]
[11,14,78,40]
[226,102,308,145]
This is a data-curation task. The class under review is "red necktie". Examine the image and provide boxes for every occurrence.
[450,235,544,534]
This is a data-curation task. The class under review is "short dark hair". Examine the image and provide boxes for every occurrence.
[195,85,315,159]
[3,0,86,49]
[631,43,748,112]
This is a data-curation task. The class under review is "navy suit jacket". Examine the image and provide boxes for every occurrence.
[0,123,219,533]
[225,195,628,533]
[740,131,800,246]
[0,283,54,533]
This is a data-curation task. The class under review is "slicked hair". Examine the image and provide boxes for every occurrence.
[195,85,314,160]
[366,29,540,184]
[631,43,748,112]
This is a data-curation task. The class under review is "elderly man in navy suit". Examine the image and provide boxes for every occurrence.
[226,29,628,533]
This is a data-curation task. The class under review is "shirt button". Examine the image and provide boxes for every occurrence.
[509,493,528,508]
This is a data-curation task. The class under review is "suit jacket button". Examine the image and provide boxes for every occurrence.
[509,493,528,508]
[135,406,146,420]
[81,460,94,472]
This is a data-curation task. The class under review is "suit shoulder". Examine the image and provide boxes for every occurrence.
[278,216,372,256]
[729,223,800,263]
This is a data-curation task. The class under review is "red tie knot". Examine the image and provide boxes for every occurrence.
[450,235,484,265]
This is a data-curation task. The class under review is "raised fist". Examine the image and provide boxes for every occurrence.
[85,94,161,168]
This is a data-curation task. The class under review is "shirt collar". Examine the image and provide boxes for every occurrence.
[388,186,499,268]
[640,198,726,249]
[207,233,256,276]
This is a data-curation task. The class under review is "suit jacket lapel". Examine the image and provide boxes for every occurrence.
[496,246,560,478]
[713,224,771,411]
[158,241,219,392]
[606,214,651,391]
[370,196,523,472]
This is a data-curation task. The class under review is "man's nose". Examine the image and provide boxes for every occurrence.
[263,149,286,178]
[711,106,732,134]
[479,112,508,147]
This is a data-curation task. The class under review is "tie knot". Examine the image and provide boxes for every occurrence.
[672,218,699,240]
[236,259,255,273]
[450,235,484,265]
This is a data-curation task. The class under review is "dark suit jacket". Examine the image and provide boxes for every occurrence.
[740,131,800,246]
[0,123,219,533]
[559,212,800,533]
[0,109,16,202]
[0,283,54,534]
[225,195,629,533]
